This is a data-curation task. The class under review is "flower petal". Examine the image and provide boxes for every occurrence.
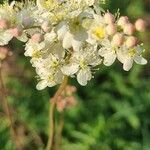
[123,58,133,71]
[17,33,28,42]
[36,80,47,90]
[61,63,79,76]
[134,55,147,65]
[0,31,13,46]
[77,69,92,86]
[56,21,68,40]
[44,30,57,42]
[72,39,82,51]
[117,50,126,64]
[62,32,73,49]
[103,53,116,66]
[47,81,57,87]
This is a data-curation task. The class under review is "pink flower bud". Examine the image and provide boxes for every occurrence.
[0,19,9,30]
[70,86,77,93]
[10,27,23,37]
[66,85,77,96]
[41,21,52,32]
[117,16,129,27]
[135,18,146,32]
[106,24,117,35]
[57,100,66,112]
[112,33,124,46]
[65,96,77,107]
[125,36,137,48]
[123,23,135,35]
[31,33,44,43]
[104,13,115,24]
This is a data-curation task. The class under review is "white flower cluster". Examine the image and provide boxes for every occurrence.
[0,0,147,90]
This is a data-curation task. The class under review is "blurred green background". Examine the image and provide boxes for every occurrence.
[0,0,150,150]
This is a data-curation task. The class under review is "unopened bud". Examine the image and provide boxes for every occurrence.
[117,16,129,27]
[125,36,137,48]
[135,18,147,32]
[106,24,116,35]
[10,27,23,37]
[123,23,135,35]
[31,33,44,43]
[112,33,124,46]
[104,13,115,24]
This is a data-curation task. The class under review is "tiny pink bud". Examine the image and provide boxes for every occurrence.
[112,33,124,46]
[31,33,44,43]
[0,19,9,30]
[104,12,115,24]
[106,24,117,35]
[117,16,129,27]
[125,36,137,48]
[123,23,135,35]
[41,21,52,32]
[10,27,23,37]
[70,86,77,93]
[66,85,77,96]
[66,96,77,107]
[57,100,66,112]
[135,18,147,32]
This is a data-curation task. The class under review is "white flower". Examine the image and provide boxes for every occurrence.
[36,69,63,90]
[24,41,45,58]
[62,44,102,86]
[56,11,92,51]
[87,14,107,45]
[36,53,64,90]
[98,39,119,66]
[56,21,83,51]
[117,45,147,71]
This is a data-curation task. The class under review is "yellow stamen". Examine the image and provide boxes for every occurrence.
[32,51,42,58]
[128,48,136,57]
[92,26,105,40]
[80,60,87,69]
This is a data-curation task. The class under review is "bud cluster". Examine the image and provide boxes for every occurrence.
[56,85,77,112]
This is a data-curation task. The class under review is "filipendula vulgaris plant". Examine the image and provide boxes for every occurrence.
[0,0,148,149]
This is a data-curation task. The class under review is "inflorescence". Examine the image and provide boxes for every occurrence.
[0,0,147,90]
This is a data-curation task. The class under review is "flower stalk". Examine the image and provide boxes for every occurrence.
[0,64,23,150]
[54,112,65,150]
[46,76,68,150]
